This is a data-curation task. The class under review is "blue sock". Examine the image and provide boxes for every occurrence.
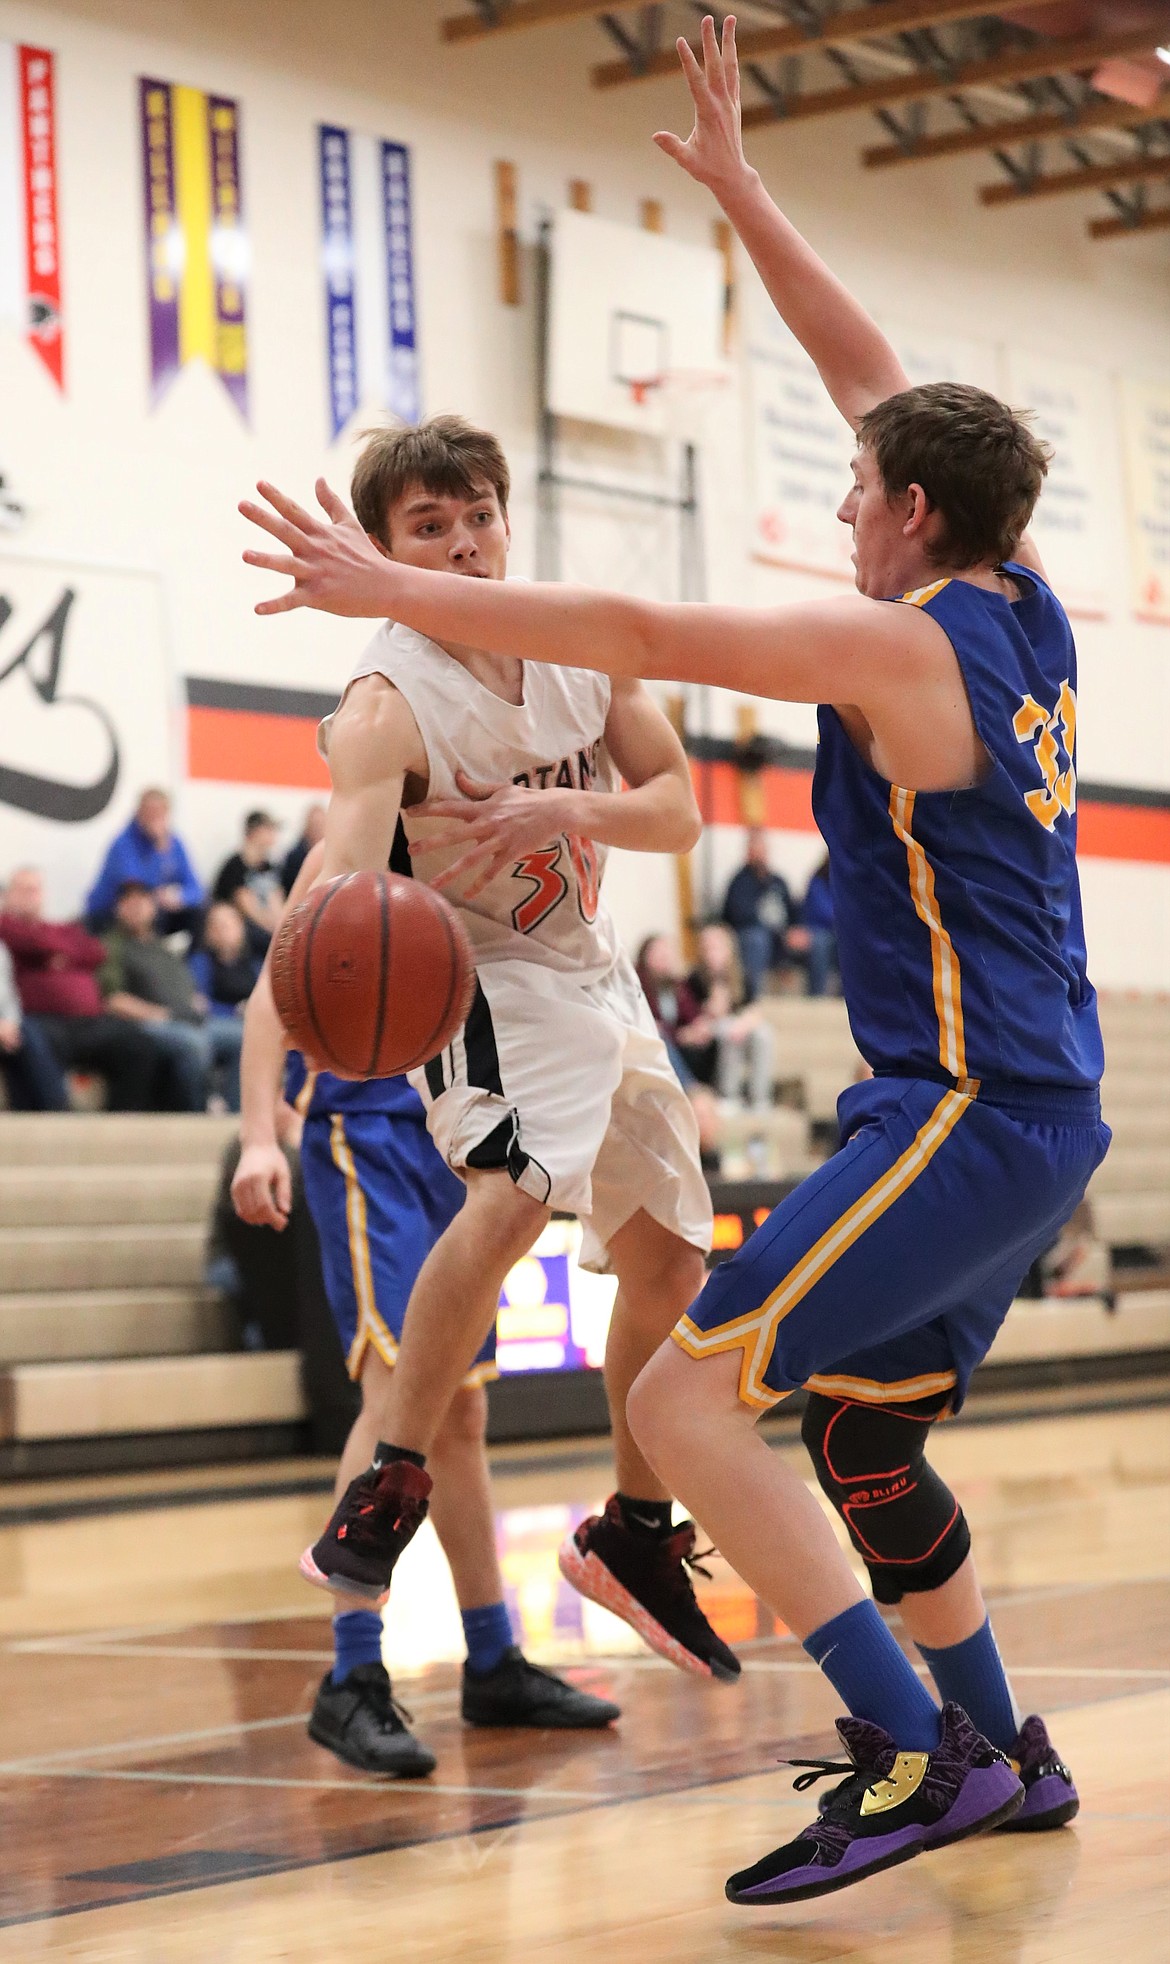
[331,1609,383,1685]
[462,1601,514,1675]
[804,1600,942,1752]
[917,1617,1020,1752]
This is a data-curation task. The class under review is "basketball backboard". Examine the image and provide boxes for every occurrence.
[546,206,728,436]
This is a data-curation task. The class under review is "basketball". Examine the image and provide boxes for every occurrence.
[270,870,475,1079]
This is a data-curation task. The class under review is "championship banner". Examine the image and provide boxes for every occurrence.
[1118,375,1170,625]
[0,44,64,389]
[140,78,248,416]
[319,125,420,441]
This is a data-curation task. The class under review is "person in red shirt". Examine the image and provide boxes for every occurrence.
[0,867,159,1110]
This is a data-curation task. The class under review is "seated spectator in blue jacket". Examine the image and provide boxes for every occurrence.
[800,854,839,997]
[99,882,245,1111]
[188,901,262,1024]
[0,935,68,1110]
[86,788,204,936]
[721,828,810,1001]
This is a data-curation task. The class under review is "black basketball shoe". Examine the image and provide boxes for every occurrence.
[308,1662,437,1777]
[558,1496,741,1681]
[300,1458,432,1603]
[462,1646,621,1729]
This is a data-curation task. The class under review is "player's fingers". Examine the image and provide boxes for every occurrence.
[429,842,496,891]
[676,34,711,105]
[256,479,321,534]
[255,591,306,616]
[238,499,305,551]
[653,131,692,168]
[454,769,500,800]
[700,12,725,92]
[315,477,352,524]
[243,549,301,576]
[723,14,740,100]
[273,1160,292,1221]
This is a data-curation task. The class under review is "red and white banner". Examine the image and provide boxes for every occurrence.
[0,44,64,390]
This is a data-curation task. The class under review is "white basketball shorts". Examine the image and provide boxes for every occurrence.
[410,952,713,1270]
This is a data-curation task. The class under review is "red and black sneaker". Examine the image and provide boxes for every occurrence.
[300,1458,432,1604]
[558,1495,741,1681]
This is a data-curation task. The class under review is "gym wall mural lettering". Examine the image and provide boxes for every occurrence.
[0,560,174,912]
[0,43,64,390]
[139,77,248,417]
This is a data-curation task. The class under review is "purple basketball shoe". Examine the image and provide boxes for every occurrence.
[997,1714,1079,1831]
[726,1703,1023,1906]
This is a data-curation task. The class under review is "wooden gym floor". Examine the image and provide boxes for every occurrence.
[0,1398,1167,1960]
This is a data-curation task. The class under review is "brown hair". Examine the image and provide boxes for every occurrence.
[856,382,1051,569]
[351,413,510,547]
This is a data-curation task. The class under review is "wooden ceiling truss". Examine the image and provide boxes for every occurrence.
[441,2,1170,238]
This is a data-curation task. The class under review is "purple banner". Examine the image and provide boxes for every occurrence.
[140,78,179,407]
[208,94,248,419]
[319,125,358,440]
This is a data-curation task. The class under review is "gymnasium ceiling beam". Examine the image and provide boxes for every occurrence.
[591,1,1000,91]
[442,0,645,44]
[863,93,1170,169]
[736,22,1170,131]
[1088,200,1170,237]
[980,147,1170,206]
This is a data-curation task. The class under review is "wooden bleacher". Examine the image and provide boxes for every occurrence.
[0,991,1166,1469]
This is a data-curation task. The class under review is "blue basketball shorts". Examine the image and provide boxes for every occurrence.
[673,1075,1110,1413]
[299,1106,494,1387]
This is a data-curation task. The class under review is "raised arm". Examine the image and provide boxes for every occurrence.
[656,14,908,428]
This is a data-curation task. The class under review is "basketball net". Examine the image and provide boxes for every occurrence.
[624,365,731,438]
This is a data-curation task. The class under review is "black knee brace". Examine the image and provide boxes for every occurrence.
[800,1391,970,1604]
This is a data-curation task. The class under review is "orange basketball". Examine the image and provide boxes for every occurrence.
[270,870,475,1079]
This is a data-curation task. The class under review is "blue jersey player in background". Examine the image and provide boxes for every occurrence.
[233,839,618,1776]
[237,16,1111,1906]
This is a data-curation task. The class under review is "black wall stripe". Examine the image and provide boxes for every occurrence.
[186,676,337,720]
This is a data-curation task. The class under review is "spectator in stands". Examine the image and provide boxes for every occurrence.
[85,787,205,936]
[635,932,721,1167]
[800,853,839,997]
[100,881,245,1111]
[0,934,68,1109]
[213,811,284,956]
[0,866,158,1110]
[280,801,327,895]
[689,922,775,1111]
[721,827,811,1001]
[188,901,262,1019]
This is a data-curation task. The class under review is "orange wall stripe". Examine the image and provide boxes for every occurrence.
[186,709,1168,862]
[690,758,1170,864]
[187,706,330,790]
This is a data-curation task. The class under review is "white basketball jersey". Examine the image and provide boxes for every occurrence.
[325,619,624,981]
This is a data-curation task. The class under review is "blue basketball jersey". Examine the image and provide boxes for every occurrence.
[284,1049,424,1121]
[813,562,1103,1093]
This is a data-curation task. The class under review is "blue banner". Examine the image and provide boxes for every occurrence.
[381,140,420,426]
[319,124,357,440]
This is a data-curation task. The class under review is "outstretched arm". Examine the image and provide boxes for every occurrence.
[241,478,930,706]
[657,14,908,427]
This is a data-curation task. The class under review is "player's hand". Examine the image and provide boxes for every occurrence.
[653,14,746,198]
[412,769,571,900]
[231,1141,292,1230]
[240,479,395,618]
